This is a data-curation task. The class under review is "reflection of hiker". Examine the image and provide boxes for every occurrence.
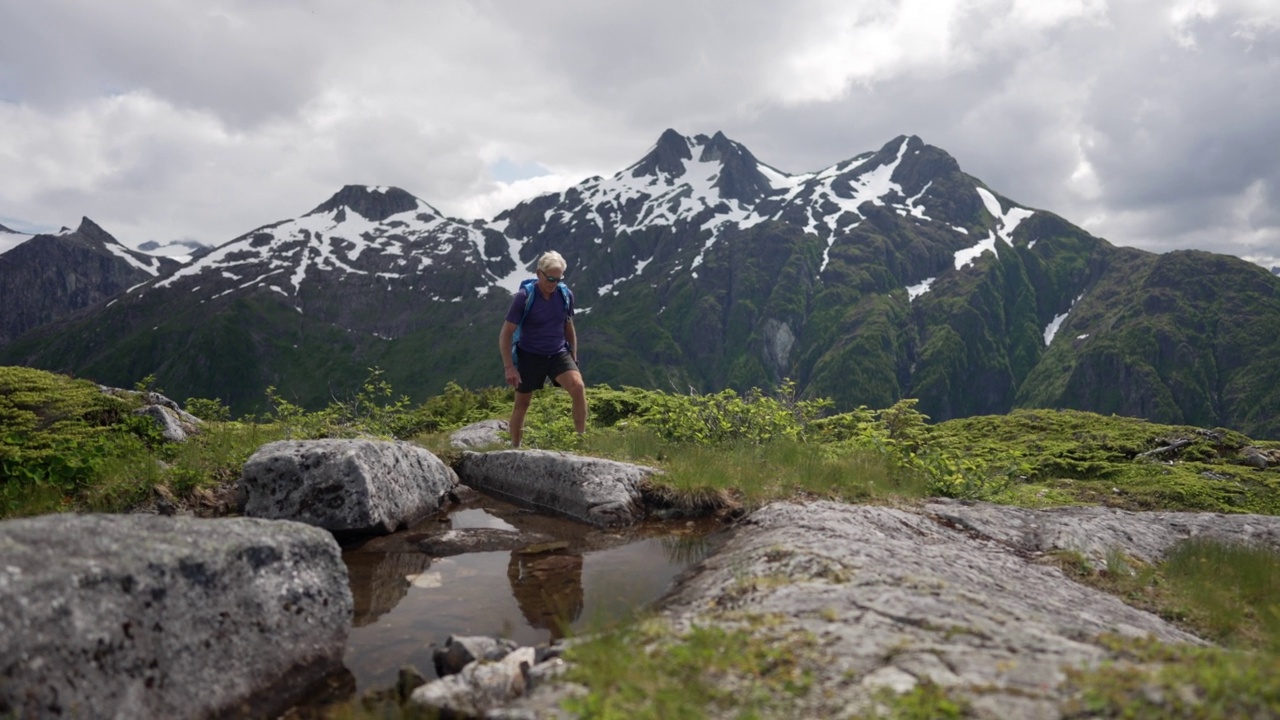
[498,251,587,448]
[507,550,584,639]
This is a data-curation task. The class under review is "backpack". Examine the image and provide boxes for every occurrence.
[511,277,573,367]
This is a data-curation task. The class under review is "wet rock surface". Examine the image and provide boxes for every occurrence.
[456,450,654,527]
[240,439,458,535]
[0,513,352,720]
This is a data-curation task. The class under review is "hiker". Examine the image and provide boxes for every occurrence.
[499,251,587,447]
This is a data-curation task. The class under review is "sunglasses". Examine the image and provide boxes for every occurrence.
[541,271,563,283]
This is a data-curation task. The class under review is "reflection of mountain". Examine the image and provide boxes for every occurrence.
[344,551,433,627]
[507,551,584,638]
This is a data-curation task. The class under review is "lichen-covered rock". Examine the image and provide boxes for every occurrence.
[455,450,653,527]
[132,404,199,442]
[0,513,352,720]
[656,501,1205,718]
[924,498,1280,566]
[239,439,458,535]
[450,419,509,449]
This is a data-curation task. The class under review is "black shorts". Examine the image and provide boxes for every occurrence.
[515,349,579,394]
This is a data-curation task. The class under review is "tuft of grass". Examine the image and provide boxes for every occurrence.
[560,618,815,719]
[1056,538,1280,717]
[1063,637,1280,719]
[638,437,928,511]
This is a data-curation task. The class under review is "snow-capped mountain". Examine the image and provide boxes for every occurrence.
[6,131,1279,438]
[0,218,179,349]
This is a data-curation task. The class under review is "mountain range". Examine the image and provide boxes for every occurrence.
[3,130,1279,438]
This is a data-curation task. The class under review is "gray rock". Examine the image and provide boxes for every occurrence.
[655,501,1206,718]
[456,450,653,527]
[240,439,458,535]
[451,419,510,449]
[417,528,554,556]
[0,513,352,720]
[132,404,198,442]
[433,635,520,677]
[924,498,1280,567]
[410,646,536,717]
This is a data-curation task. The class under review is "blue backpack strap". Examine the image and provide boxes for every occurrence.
[511,278,538,367]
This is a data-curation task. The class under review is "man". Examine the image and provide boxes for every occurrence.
[499,251,587,447]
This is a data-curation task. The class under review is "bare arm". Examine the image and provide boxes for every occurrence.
[565,319,577,362]
[499,321,519,387]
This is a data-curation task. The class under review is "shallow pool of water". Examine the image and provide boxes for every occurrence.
[338,494,720,693]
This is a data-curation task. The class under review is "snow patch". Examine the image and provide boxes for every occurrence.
[906,277,936,301]
[954,231,1000,271]
[104,243,161,276]
[1043,293,1085,346]
[976,187,1035,245]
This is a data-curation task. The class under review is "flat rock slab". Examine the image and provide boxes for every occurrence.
[455,450,654,527]
[240,439,458,535]
[924,498,1280,567]
[0,513,352,720]
[658,501,1205,719]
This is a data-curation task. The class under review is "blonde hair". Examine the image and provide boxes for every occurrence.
[537,251,567,274]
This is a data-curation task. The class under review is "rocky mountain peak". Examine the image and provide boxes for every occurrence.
[698,130,775,204]
[0,222,18,234]
[307,185,427,222]
[628,128,694,179]
[74,217,119,246]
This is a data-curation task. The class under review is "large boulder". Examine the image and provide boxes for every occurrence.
[455,450,654,527]
[239,439,458,535]
[0,513,352,720]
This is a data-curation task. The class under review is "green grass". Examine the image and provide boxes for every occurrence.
[560,617,815,719]
[1051,538,1280,718]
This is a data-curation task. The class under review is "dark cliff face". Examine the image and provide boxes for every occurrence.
[307,186,427,222]
[0,219,175,349]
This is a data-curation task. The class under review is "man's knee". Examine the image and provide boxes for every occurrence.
[513,392,533,410]
[558,371,585,394]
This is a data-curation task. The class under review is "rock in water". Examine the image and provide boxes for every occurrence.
[0,513,352,719]
[455,450,653,527]
[239,439,458,535]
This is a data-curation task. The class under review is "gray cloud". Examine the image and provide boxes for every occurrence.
[0,0,1275,268]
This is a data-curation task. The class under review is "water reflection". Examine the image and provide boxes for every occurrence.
[507,550,584,638]
[344,551,433,627]
[339,496,722,693]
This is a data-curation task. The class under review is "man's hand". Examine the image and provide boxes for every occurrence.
[504,365,520,388]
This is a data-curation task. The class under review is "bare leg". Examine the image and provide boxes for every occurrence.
[555,370,587,435]
[510,391,533,448]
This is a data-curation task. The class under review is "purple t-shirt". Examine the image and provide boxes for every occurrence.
[506,284,575,355]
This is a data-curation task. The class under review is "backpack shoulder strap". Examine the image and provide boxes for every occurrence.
[512,278,539,367]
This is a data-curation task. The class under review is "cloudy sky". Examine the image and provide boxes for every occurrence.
[2,0,1277,268]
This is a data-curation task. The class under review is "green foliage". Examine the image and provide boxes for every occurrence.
[266,367,413,439]
[0,366,280,518]
[395,381,511,437]
[632,380,833,445]
[184,397,231,422]
[561,619,814,719]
